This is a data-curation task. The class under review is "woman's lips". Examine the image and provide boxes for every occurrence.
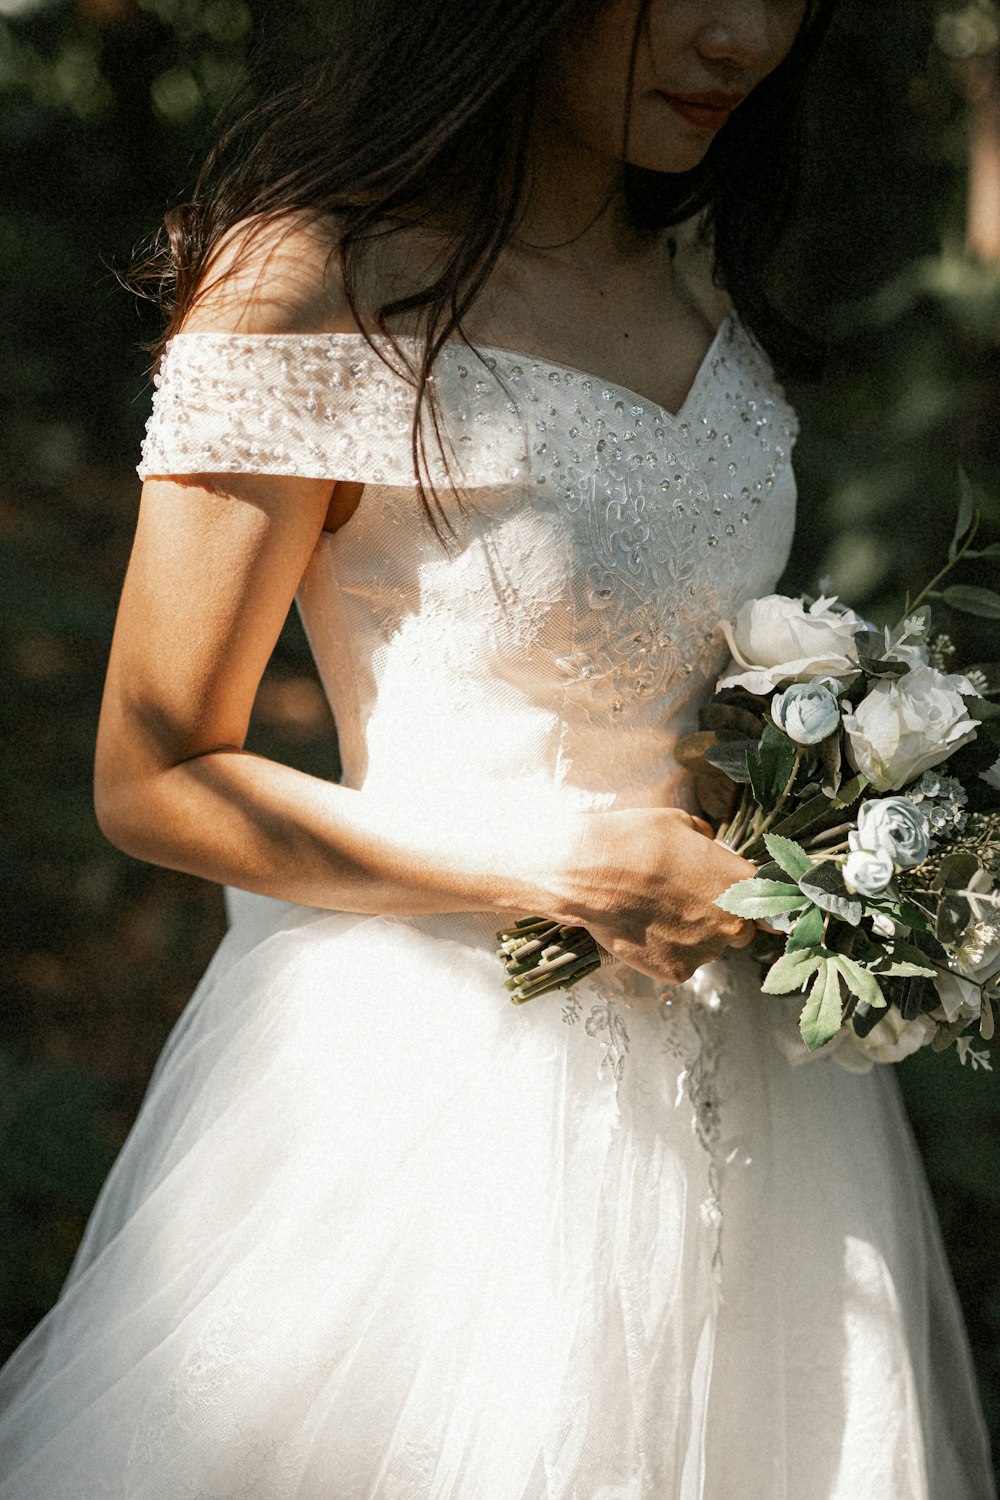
[659,92,744,132]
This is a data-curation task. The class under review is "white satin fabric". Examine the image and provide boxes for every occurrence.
[0,324,992,1498]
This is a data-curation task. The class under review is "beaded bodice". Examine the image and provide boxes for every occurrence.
[139,318,798,813]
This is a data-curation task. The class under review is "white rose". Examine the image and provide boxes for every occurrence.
[718,594,863,695]
[842,663,980,792]
[774,1005,936,1071]
[843,846,895,897]
[840,1010,938,1069]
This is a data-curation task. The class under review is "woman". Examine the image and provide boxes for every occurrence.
[0,1,993,1495]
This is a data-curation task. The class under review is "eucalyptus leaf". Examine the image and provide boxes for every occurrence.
[800,960,844,1051]
[901,604,933,639]
[966,544,1000,562]
[715,878,808,921]
[941,585,1000,620]
[761,948,824,995]
[798,863,863,927]
[831,953,887,1009]
[936,894,973,945]
[933,852,982,893]
[787,903,826,952]
[763,832,814,882]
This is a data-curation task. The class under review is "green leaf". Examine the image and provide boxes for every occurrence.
[787,903,826,952]
[799,863,863,927]
[829,774,867,811]
[933,852,981,893]
[714,878,808,921]
[763,779,865,849]
[936,894,973,945]
[965,694,1000,723]
[816,732,842,794]
[900,604,933,640]
[897,975,937,1020]
[875,940,938,979]
[966,544,1000,562]
[853,629,910,679]
[830,953,887,1009]
[854,629,885,659]
[950,469,978,561]
[865,895,934,935]
[703,739,755,783]
[763,832,814,882]
[747,722,797,815]
[858,653,910,679]
[941,586,1000,620]
[761,947,824,995]
[800,960,844,1051]
[880,957,939,979]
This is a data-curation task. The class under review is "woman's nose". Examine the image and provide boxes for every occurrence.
[695,0,803,73]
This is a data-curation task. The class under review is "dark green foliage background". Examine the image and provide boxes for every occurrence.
[1,0,999,1472]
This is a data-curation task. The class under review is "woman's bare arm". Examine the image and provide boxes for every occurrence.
[96,218,755,981]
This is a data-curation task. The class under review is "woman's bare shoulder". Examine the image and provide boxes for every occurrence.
[178,213,360,337]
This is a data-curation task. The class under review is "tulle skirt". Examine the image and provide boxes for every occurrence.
[0,890,994,1499]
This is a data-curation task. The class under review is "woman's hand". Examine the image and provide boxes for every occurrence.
[537,806,756,986]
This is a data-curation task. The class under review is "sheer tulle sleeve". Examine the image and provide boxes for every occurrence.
[137,332,427,486]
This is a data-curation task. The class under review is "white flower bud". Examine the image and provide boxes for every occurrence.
[843,847,894,897]
[770,682,841,745]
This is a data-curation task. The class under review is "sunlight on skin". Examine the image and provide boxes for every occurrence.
[95,2,814,985]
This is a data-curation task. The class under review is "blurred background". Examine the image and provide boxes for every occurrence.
[1,0,1000,1474]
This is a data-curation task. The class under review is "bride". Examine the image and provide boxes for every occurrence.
[0,1,994,1496]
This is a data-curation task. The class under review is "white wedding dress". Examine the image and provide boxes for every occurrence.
[0,318,994,1499]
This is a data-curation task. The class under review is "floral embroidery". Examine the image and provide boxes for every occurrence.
[583,996,630,1082]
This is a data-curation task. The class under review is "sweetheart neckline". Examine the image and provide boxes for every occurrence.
[167,314,736,431]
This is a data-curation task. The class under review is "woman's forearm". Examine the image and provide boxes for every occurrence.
[95,747,581,920]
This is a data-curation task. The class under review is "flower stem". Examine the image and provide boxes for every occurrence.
[902,516,981,623]
[734,749,804,857]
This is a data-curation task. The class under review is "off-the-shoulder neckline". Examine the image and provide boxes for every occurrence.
[165,314,737,428]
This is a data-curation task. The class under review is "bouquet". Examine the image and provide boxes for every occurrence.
[498,485,1000,1069]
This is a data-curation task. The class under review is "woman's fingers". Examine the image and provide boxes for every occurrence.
[727,918,756,949]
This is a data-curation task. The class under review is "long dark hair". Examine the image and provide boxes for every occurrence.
[134,0,840,533]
